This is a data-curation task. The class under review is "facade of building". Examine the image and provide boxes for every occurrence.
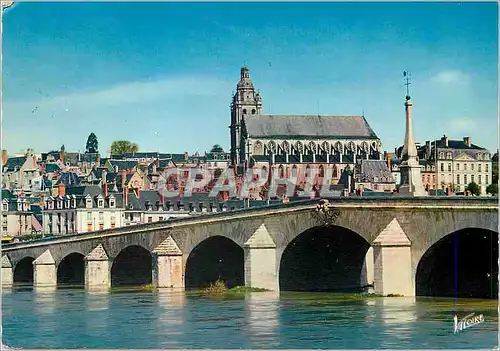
[1,190,36,238]
[229,66,383,189]
[391,135,493,195]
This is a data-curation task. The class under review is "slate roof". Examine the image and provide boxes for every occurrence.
[55,172,81,187]
[64,185,124,208]
[244,115,379,140]
[3,157,26,172]
[357,160,394,183]
[45,163,61,173]
[109,160,139,171]
[433,139,486,150]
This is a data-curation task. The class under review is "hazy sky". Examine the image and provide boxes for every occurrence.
[2,2,498,156]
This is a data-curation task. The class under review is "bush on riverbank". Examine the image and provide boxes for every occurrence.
[200,279,270,297]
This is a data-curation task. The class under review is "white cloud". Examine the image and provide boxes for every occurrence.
[431,70,470,85]
[447,117,477,134]
[2,75,234,153]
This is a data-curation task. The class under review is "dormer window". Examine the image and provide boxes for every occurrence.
[109,198,115,208]
[66,199,70,208]
[2,203,8,212]
[98,199,104,208]
[86,198,93,209]
[446,152,452,159]
[439,152,444,159]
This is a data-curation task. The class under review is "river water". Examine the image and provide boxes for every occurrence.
[2,287,498,349]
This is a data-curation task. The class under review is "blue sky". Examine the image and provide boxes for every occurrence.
[2,1,498,156]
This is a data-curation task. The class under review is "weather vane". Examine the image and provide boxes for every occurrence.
[403,71,412,98]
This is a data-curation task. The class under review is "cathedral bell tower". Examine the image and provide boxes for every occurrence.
[230,66,263,167]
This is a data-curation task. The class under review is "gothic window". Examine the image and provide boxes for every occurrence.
[361,142,369,153]
[305,165,311,178]
[334,142,343,154]
[308,141,317,154]
[282,141,290,154]
[295,141,304,154]
[278,165,284,178]
[254,141,263,154]
[321,142,330,154]
[292,165,298,177]
[267,141,276,154]
[348,141,356,153]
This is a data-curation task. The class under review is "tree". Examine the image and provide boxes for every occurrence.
[210,144,224,153]
[110,140,139,155]
[466,181,480,196]
[492,152,498,184]
[486,183,498,195]
[85,133,99,154]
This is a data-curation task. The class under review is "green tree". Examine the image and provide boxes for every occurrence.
[492,152,498,184]
[486,183,498,195]
[110,140,139,155]
[85,133,99,154]
[210,144,224,153]
[466,181,480,196]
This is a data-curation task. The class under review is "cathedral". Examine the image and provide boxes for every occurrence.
[229,66,384,188]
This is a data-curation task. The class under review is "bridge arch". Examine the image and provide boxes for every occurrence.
[279,224,370,292]
[57,252,85,287]
[111,245,152,287]
[13,256,35,285]
[416,227,498,299]
[185,235,244,290]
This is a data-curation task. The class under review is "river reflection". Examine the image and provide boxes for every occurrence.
[2,289,498,349]
[155,291,186,347]
[246,292,280,347]
[377,297,417,348]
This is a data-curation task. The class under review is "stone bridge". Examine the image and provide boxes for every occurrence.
[2,197,498,298]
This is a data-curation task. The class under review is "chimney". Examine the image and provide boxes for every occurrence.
[385,152,392,169]
[96,154,101,165]
[59,150,65,164]
[184,152,188,161]
[102,169,108,197]
[58,183,66,197]
[441,135,449,147]
[463,136,471,147]
[2,150,7,166]
[121,170,128,205]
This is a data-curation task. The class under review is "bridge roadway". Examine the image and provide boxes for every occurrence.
[1,196,498,297]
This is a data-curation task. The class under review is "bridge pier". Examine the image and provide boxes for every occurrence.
[373,218,413,296]
[152,236,184,289]
[33,249,57,288]
[244,224,278,291]
[84,244,111,291]
[2,255,13,287]
[360,247,374,292]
